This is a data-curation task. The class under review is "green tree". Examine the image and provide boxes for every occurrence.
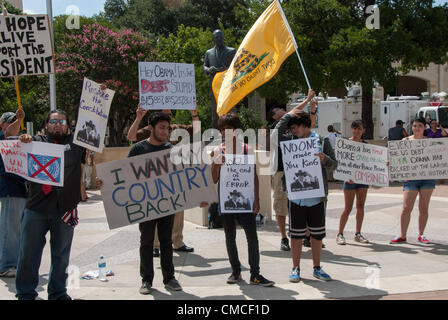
[234,0,448,138]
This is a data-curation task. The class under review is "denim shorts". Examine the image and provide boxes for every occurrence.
[343,182,369,191]
[403,180,436,191]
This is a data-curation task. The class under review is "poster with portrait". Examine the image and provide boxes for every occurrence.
[73,78,115,153]
[219,154,255,214]
[280,138,325,200]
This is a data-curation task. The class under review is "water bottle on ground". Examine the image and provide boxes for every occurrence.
[98,256,107,282]
[207,211,211,229]
[256,214,261,229]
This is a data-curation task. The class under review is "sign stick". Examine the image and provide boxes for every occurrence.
[14,77,25,130]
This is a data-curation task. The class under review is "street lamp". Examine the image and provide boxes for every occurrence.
[46,0,56,111]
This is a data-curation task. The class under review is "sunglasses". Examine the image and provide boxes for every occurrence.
[49,119,68,125]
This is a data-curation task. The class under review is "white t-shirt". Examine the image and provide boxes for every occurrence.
[325,132,341,149]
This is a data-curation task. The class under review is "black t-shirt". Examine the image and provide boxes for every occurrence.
[128,139,172,158]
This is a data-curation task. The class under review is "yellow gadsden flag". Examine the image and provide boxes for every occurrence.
[212,0,295,116]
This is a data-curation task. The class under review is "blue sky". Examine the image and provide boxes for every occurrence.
[21,0,448,17]
[22,0,108,17]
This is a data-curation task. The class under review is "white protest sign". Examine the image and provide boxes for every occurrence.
[219,154,255,214]
[280,138,325,200]
[138,62,196,110]
[96,148,218,230]
[334,138,389,187]
[0,15,55,77]
[0,140,64,186]
[388,138,448,181]
[73,78,115,153]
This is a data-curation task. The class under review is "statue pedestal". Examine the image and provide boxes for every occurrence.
[248,91,266,121]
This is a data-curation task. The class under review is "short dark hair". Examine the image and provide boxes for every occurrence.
[270,107,283,117]
[351,120,364,129]
[148,112,171,128]
[218,113,241,130]
[45,109,70,126]
[327,125,334,132]
[413,118,426,126]
[287,112,312,129]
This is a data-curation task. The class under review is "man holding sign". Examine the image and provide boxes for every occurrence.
[276,90,337,283]
[211,113,274,287]
[15,110,85,300]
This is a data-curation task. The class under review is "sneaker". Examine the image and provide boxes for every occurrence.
[153,248,160,257]
[164,278,182,291]
[288,267,300,283]
[390,236,407,244]
[354,233,369,244]
[250,274,275,287]
[0,267,16,278]
[139,281,153,295]
[280,238,290,251]
[227,273,242,284]
[336,234,346,245]
[313,267,332,281]
[303,236,311,247]
[418,235,431,244]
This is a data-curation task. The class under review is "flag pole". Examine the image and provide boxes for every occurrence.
[276,0,312,90]
[2,0,25,130]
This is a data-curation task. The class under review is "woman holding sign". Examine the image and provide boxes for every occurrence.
[390,118,436,245]
[336,120,370,245]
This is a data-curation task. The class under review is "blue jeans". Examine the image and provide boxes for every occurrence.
[0,197,26,271]
[15,208,74,300]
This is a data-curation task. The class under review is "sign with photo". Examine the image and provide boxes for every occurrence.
[0,14,55,77]
[219,154,255,214]
[388,138,448,181]
[0,140,64,186]
[280,138,325,200]
[96,148,218,230]
[73,78,115,153]
[334,138,389,187]
[138,62,196,110]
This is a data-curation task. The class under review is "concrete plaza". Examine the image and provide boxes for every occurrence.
[1,182,447,300]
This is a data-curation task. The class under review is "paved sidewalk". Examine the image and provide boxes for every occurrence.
[1,183,447,300]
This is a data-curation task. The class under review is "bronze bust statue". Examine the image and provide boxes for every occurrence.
[203,30,236,128]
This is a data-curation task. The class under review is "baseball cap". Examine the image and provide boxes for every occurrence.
[0,112,17,124]
[396,120,405,125]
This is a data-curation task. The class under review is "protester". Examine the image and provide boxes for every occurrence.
[336,120,370,245]
[325,125,342,150]
[211,113,274,287]
[425,120,447,138]
[388,120,408,141]
[275,89,337,282]
[269,107,290,251]
[0,109,27,278]
[127,108,195,258]
[390,118,437,244]
[15,110,85,300]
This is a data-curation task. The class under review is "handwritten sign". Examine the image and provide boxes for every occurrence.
[334,138,389,187]
[0,140,64,186]
[138,62,196,110]
[73,78,115,153]
[96,148,217,230]
[280,138,325,200]
[0,15,55,77]
[388,138,448,181]
[219,154,255,214]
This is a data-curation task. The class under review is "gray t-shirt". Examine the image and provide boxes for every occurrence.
[388,127,405,141]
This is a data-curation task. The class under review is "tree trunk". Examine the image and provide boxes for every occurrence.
[361,84,374,139]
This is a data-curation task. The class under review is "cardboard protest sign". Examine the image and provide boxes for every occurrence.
[73,78,115,153]
[280,138,325,200]
[138,62,196,110]
[0,15,55,77]
[219,154,255,214]
[334,138,389,187]
[0,140,64,186]
[96,148,218,230]
[388,138,448,181]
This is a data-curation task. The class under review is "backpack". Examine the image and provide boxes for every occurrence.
[208,202,223,229]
